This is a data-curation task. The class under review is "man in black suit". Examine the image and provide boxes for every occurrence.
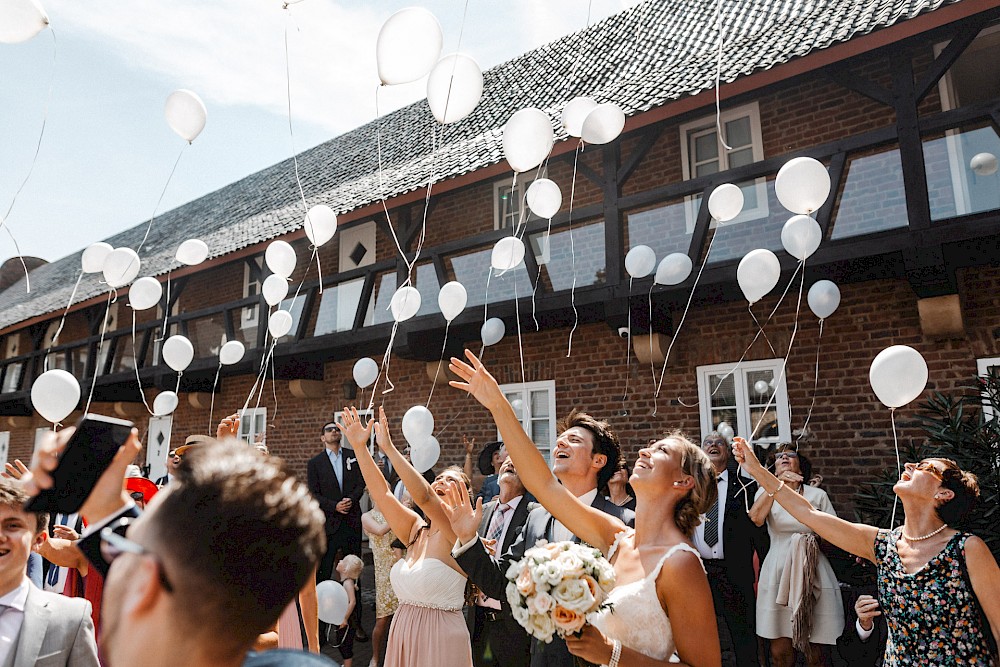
[450,411,633,667]
[466,454,535,667]
[836,593,886,666]
[693,433,766,667]
[306,419,366,641]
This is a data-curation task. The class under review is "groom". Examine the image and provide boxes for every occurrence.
[450,411,634,667]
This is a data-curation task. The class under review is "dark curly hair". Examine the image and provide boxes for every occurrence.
[557,410,623,491]
[931,458,980,525]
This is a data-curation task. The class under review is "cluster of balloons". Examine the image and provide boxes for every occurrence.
[561,97,626,145]
[624,245,693,286]
[402,405,439,472]
[388,280,470,325]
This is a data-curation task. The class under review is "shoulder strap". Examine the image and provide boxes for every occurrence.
[657,543,705,575]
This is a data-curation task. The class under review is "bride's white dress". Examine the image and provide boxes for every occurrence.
[590,529,703,664]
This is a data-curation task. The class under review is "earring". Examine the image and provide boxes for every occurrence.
[672,481,683,486]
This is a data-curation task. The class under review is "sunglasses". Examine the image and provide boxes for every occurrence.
[129,491,145,502]
[913,460,945,481]
[100,518,173,593]
[323,425,337,433]
[775,452,798,461]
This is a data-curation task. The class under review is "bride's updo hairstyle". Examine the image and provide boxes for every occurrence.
[657,432,718,537]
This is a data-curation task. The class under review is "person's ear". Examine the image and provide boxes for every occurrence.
[31,530,46,553]
[121,557,166,618]
[935,488,955,503]
[672,476,694,489]
[591,453,608,471]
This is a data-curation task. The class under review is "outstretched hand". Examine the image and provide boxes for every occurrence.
[373,407,396,455]
[441,479,482,545]
[216,413,240,440]
[3,459,28,480]
[449,349,506,414]
[336,407,374,451]
[731,437,764,477]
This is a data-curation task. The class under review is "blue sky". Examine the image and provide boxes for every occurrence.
[0,0,641,264]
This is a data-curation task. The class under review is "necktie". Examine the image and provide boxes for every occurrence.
[487,503,511,545]
[705,476,723,547]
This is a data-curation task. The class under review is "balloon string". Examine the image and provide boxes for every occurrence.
[241,339,275,416]
[714,0,733,152]
[84,289,116,417]
[656,225,719,397]
[133,143,187,265]
[565,143,582,358]
[749,261,805,441]
[378,324,399,398]
[749,306,776,357]
[1,28,57,293]
[44,270,84,372]
[437,0,471,124]
[131,310,154,416]
[531,202,555,332]
[426,321,451,407]
[620,276,633,409]
[889,408,900,530]
[174,371,182,395]
[373,86,415,277]
[648,283,657,416]
[208,363,222,434]
[515,270,525,386]
[797,318,825,443]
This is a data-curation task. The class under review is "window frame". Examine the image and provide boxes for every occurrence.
[493,172,545,231]
[333,408,376,453]
[241,258,262,330]
[977,356,1000,420]
[678,102,767,231]
[238,407,267,446]
[695,358,790,447]
[498,379,557,464]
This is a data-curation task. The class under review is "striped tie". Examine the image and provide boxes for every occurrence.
[705,477,722,547]
[487,503,510,545]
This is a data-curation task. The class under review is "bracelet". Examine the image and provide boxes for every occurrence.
[608,639,622,667]
[767,480,785,498]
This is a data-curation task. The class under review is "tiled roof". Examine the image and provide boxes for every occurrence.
[0,0,965,329]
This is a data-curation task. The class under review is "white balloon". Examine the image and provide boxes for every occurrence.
[502,108,554,173]
[165,90,207,143]
[30,369,79,423]
[736,249,781,305]
[581,103,626,145]
[316,580,349,625]
[261,275,289,307]
[708,183,745,222]
[754,380,769,394]
[510,398,525,418]
[624,245,656,279]
[161,335,194,372]
[153,391,179,417]
[0,0,48,44]
[128,277,162,311]
[807,280,841,320]
[780,215,822,261]
[410,435,441,473]
[82,242,113,274]
[971,152,999,177]
[491,236,525,271]
[427,53,483,124]
[526,179,562,219]
[718,422,734,442]
[402,405,435,443]
[561,97,598,138]
[268,310,294,338]
[102,248,141,289]
[265,241,296,279]
[438,281,468,322]
[481,317,505,347]
[869,345,928,409]
[219,340,245,365]
[303,205,338,247]
[775,157,830,214]
[353,357,379,389]
[390,286,422,322]
[175,239,209,266]
[654,253,693,286]
[376,7,443,85]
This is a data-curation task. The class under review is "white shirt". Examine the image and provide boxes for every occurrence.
[43,512,80,592]
[0,578,30,665]
[693,469,729,560]
[550,488,598,543]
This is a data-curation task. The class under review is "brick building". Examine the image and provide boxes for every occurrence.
[1,0,999,513]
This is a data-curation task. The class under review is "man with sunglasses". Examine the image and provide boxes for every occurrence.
[154,449,180,488]
[306,419,366,643]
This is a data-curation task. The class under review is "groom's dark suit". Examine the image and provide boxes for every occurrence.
[306,445,366,581]
[457,495,634,667]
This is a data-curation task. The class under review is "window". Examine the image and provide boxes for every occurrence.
[493,175,543,230]
[0,432,8,468]
[146,416,173,482]
[333,408,375,453]
[242,258,263,330]
[499,380,556,463]
[2,336,22,393]
[238,408,267,447]
[679,103,766,229]
[977,356,1000,419]
[696,359,790,448]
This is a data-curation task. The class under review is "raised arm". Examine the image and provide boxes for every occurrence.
[361,511,392,537]
[337,407,419,545]
[733,437,878,562]
[373,408,460,545]
[450,349,623,552]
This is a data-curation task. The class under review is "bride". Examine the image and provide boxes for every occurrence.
[448,350,721,667]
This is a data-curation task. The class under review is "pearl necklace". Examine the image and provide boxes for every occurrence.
[901,523,948,541]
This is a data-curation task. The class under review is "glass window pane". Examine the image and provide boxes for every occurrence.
[625,198,696,259]
[831,146,908,239]
[110,339,136,374]
[1,363,23,393]
[725,116,752,149]
[186,313,227,359]
[708,374,736,408]
[924,124,1000,220]
[749,407,779,440]
[370,272,398,326]
[531,419,550,447]
[530,389,549,418]
[449,247,532,309]
[413,263,441,318]
[694,132,718,162]
[532,220,606,292]
[277,294,308,342]
[710,408,738,435]
[315,277,366,336]
[746,370,775,406]
[728,148,754,168]
[695,161,720,177]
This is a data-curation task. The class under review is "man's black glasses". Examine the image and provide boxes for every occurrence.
[100,517,174,593]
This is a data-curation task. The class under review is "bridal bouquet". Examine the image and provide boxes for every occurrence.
[505,541,616,644]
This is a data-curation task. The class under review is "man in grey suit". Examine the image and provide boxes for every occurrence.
[0,481,98,667]
[450,411,634,667]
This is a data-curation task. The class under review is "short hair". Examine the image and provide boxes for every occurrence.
[147,440,325,656]
[557,410,623,491]
[933,458,980,525]
[0,480,48,534]
[774,442,812,483]
[339,554,364,580]
[321,422,337,434]
[656,433,717,536]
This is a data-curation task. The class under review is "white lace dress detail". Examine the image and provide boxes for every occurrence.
[591,529,704,664]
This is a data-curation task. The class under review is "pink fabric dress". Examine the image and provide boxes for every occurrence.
[277,599,304,649]
[384,557,473,667]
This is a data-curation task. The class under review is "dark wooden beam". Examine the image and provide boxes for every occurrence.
[902,245,956,297]
[353,272,376,331]
[687,187,713,263]
[602,143,623,287]
[618,125,665,186]
[575,154,603,188]
[914,16,987,102]
[816,152,847,238]
[826,66,894,107]
[891,50,933,232]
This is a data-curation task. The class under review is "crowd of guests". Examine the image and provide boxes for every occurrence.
[0,348,996,666]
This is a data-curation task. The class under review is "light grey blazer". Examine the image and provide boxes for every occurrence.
[3,584,98,667]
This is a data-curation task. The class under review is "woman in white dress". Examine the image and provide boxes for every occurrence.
[338,407,474,667]
[447,350,721,667]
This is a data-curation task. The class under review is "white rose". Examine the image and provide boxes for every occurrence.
[554,551,585,578]
[597,562,616,590]
[551,578,597,614]
[511,605,530,627]
[506,560,522,580]
[533,561,563,587]
[528,612,556,642]
[533,591,554,614]
[506,582,523,607]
